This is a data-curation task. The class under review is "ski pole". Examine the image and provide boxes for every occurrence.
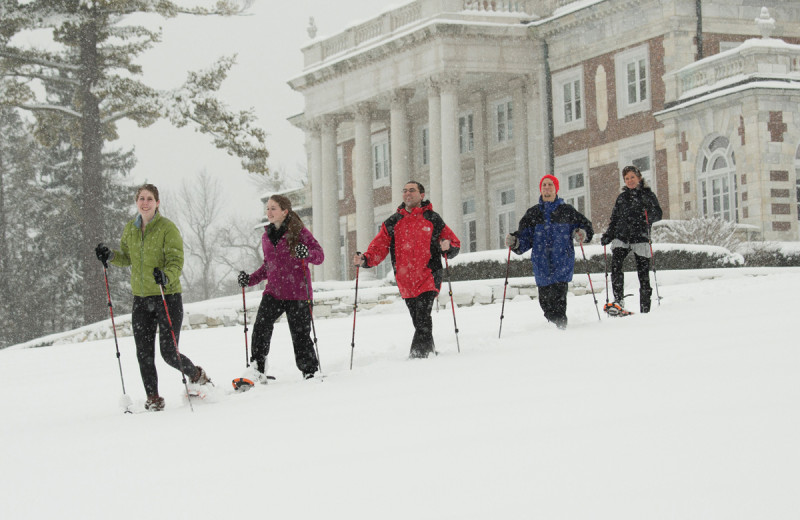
[350,254,361,370]
[579,241,602,322]
[443,253,461,353]
[301,259,323,377]
[603,245,610,307]
[157,276,194,412]
[498,247,512,339]
[644,210,661,306]
[242,286,250,367]
[102,263,132,413]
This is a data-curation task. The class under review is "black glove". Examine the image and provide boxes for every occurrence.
[294,243,309,259]
[237,271,250,288]
[600,234,612,246]
[153,267,168,287]
[95,243,112,267]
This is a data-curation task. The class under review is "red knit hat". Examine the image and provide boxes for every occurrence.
[539,174,559,193]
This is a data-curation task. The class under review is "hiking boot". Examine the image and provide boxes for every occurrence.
[303,371,315,380]
[191,366,211,385]
[409,350,431,359]
[145,395,165,411]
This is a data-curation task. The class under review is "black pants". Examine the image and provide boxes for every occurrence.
[610,247,652,312]
[538,282,568,329]
[404,291,437,357]
[132,293,199,397]
[251,294,319,375]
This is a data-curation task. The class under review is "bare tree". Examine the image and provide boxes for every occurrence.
[651,217,743,251]
[172,169,230,302]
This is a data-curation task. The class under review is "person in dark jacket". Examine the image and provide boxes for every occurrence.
[237,194,324,381]
[353,181,461,358]
[95,184,211,411]
[600,165,663,313]
[505,174,593,329]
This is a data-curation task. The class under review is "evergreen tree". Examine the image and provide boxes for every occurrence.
[0,0,269,325]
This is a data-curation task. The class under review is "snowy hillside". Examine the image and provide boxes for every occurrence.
[1,267,798,519]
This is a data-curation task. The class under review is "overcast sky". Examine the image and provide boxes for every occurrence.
[117,0,399,220]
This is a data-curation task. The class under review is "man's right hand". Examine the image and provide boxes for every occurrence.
[504,234,518,249]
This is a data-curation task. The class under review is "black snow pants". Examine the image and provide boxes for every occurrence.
[250,294,319,376]
[404,291,437,357]
[538,282,569,329]
[132,293,199,397]
[610,247,652,312]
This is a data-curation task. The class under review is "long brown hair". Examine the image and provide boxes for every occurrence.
[269,194,306,257]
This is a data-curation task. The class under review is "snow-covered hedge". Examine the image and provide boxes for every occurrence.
[446,243,748,281]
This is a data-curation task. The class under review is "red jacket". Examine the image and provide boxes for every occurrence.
[364,201,460,299]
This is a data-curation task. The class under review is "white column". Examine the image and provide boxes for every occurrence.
[353,103,376,279]
[470,90,490,251]
[511,77,531,216]
[426,80,443,212]
[390,89,413,205]
[528,56,550,198]
[320,115,341,280]
[440,76,462,235]
[308,123,323,280]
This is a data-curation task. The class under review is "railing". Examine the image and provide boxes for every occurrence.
[676,42,800,97]
[463,1,532,13]
[391,2,423,31]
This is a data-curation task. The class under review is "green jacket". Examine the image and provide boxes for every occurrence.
[111,211,183,297]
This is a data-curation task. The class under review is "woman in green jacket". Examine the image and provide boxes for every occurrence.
[95,184,211,411]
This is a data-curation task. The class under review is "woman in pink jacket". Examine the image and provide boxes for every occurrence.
[237,195,324,381]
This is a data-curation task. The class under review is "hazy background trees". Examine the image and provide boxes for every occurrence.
[0,0,269,327]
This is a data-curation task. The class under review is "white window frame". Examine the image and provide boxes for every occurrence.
[555,150,590,217]
[494,98,513,144]
[553,66,585,136]
[336,144,345,200]
[462,198,477,253]
[560,170,588,216]
[496,187,516,249]
[339,216,347,279]
[373,207,393,280]
[459,112,474,154]
[698,136,738,223]
[420,126,429,166]
[615,44,651,118]
[372,132,390,188]
[618,133,656,194]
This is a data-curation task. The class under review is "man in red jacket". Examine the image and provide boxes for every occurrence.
[354,181,461,358]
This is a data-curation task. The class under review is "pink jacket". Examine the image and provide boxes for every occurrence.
[248,226,324,300]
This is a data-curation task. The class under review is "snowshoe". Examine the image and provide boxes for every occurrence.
[604,301,634,317]
[232,367,276,392]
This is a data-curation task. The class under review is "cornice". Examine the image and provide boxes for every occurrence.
[533,0,647,40]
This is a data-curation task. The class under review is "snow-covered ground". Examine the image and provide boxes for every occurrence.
[2,267,799,519]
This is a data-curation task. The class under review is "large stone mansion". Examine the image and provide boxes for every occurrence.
[286,0,800,280]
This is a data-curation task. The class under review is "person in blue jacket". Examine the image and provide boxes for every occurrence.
[505,174,593,329]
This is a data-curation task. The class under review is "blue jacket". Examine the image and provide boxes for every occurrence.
[513,197,594,287]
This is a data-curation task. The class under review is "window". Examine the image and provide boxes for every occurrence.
[337,145,345,199]
[421,126,429,166]
[560,170,587,215]
[459,113,474,153]
[495,100,513,143]
[339,217,347,279]
[564,80,582,123]
[615,45,651,117]
[553,66,585,135]
[462,199,477,253]
[497,188,516,249]
[698,136,738,222]
[795,144,800,221]
[372,132,390,187]
[619,135,656,193]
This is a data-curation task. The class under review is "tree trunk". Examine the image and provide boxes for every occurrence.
[79,19,107,325]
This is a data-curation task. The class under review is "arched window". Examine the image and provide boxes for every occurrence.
[698,136,738,222]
